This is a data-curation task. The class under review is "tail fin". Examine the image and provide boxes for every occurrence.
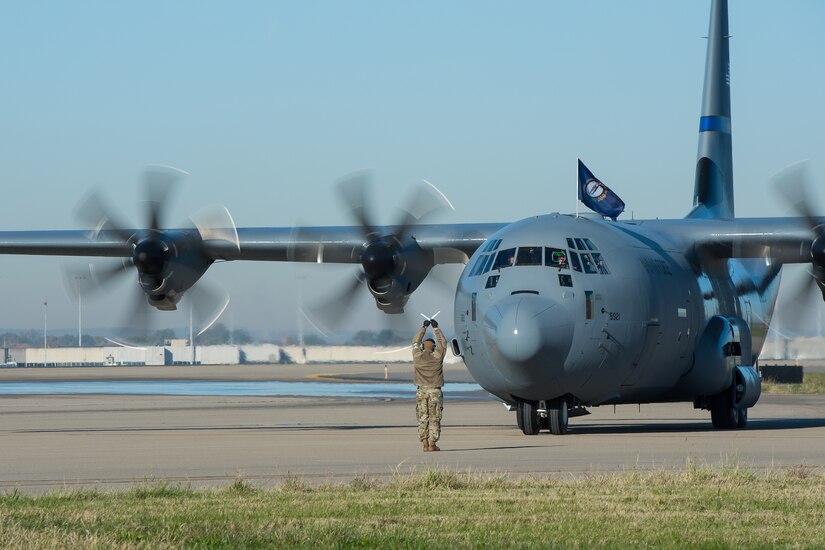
[689,0,734,219]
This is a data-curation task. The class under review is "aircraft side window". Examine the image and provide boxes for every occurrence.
[583,238,597,251]
[481,253,496,274]
[569,251,582,272]
[580,252,598,274]
[485,275,499,288]
[592,252,609,274]
[558,274,573,287]
[516,246,542,266]
[468,255,481,276]
[493,248,516,270]
[574,238,587,251]
[566,238,576,249]
[469,254,487,276]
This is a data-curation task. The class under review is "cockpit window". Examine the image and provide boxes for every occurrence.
[469,254,486,276]
[564,237,611,274]
[493,247,516,270]
[592,252,609,274]
[515,246,542,266]
[481,253,496,274]
[482,238,503,253]
[580,252,598,274]
[545,247,568,269]
[569,251,582,272]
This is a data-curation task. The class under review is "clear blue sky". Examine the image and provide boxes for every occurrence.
[0,1,823,336]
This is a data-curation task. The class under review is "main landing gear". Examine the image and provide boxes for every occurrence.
[517,397,570,435]
[708,366,761,430]
[709,386,749,429]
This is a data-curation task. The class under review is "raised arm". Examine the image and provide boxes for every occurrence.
[412,327,426,360]
[434,327,447,361]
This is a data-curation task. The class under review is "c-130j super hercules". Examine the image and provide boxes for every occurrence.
[0,0,819,434]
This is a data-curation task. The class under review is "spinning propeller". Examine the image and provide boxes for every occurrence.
[298,171,457,332]
[772,162,825,307]
[64,166,237,340]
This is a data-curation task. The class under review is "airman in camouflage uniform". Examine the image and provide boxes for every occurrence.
[412,318,447,451]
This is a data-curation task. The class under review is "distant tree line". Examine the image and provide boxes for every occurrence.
[350,330,407,346]
[1,325,408,348]
[1,331,111,348]
[196,324,253,345]
[279,330,406,346]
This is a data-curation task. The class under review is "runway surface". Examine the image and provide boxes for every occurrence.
[2,364,825,493]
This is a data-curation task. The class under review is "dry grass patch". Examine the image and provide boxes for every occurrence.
[2,468,825,548]
[763,371,825,394]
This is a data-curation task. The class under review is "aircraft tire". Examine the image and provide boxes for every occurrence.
[710,388,740,429]
[736,407,748,429]
[547,396,569,435]
[518,400,540,435]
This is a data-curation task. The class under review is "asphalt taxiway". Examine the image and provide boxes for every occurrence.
[2,363,825,492]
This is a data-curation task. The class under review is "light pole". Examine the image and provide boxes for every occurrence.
[189,304,195,365]
[43,300,48,366]
[73,275,87,347]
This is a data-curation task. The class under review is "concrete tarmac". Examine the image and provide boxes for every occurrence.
[2,364,825,493]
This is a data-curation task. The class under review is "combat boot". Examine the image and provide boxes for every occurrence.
[428,439,440,452]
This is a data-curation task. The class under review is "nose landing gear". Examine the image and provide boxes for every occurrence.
[517,400,541,435]
[546,396,569,435]
[517,397,570,435]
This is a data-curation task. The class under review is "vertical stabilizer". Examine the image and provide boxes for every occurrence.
[690,0,734,219]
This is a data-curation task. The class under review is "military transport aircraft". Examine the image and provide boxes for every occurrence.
[0,0,819,434]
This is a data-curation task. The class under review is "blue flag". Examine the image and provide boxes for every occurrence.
[577,159,625,221]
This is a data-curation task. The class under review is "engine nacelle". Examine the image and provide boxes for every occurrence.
[133,229,213,311]
[362,234,433,314]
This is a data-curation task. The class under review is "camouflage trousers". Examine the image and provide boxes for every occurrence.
[416,387,443,443]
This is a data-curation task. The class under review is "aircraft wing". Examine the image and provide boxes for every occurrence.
[639,217,816,264]
[0,230,133,257]
[209,223,504,264]
[0,223,505,265]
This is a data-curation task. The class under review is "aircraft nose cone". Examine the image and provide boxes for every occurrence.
[484,294,574,386]
[494,299,545,363]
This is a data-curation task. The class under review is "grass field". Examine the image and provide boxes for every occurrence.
[2,467,825,548]
[762,371,825,394]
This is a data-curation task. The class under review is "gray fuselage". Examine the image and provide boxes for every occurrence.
[454,213,779,407]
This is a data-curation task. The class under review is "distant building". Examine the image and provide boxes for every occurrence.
[0,343,461,366]
[165,338,190,347]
